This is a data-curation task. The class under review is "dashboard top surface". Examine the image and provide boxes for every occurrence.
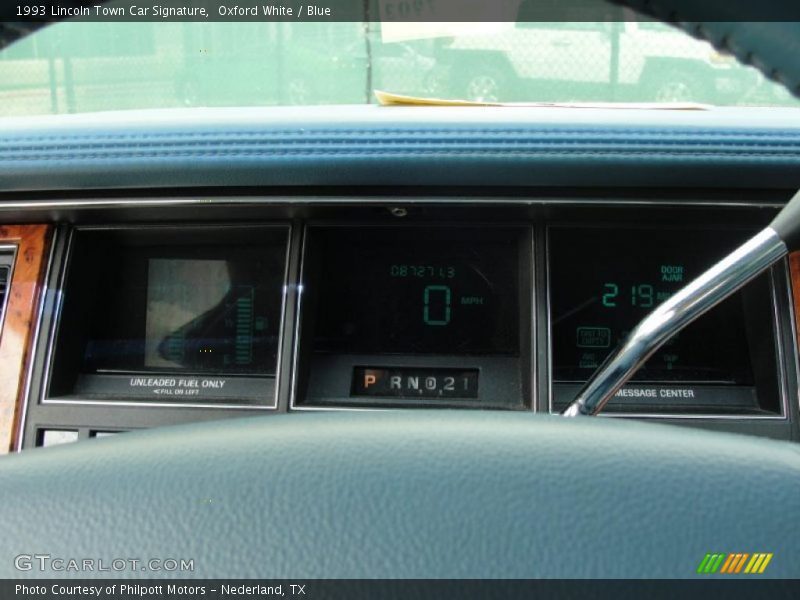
[4,104,800,129]
[3,105,800,193]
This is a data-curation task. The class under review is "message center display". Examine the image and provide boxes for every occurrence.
[549,227,781,414]
[47,226,289,406]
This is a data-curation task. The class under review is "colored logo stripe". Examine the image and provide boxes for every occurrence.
[697,553,725,574]
[698,553,773,574]
[720,553,748,573]
[744,553,773,574]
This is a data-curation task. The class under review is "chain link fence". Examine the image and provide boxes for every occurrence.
[0,20,796,116]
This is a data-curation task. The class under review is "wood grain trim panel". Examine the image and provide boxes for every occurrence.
[791,252,800,349]
[0,225,52,454]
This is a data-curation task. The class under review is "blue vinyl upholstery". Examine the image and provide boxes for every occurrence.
[1,412,799,578]
[1,106,800,193]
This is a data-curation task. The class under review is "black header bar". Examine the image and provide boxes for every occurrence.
[3,0,800,23]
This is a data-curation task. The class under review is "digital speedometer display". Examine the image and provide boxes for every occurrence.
[549,227,757,385]
[311,228,520,355]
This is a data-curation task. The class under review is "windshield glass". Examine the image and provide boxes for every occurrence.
[1,19,797,116]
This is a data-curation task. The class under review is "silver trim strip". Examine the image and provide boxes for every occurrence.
[0,196,786,211]
[270,226,294,410]
[38,223,292,411]
[545,226,555,417]
[563,227,788,417]
[40,399,274,410]
[287,224,306,412]
[780,258,800,420]
[770,262,792,422]
[37,227,74,416]
[529,228,537,413]
[546,226,790,420]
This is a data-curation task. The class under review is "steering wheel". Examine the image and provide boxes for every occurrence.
[3,412,800,578]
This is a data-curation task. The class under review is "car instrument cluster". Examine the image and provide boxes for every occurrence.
[15,203,798,449]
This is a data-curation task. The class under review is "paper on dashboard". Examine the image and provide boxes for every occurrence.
[374,90,711,110]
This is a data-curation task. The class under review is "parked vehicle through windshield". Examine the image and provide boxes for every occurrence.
[0,18,795,116]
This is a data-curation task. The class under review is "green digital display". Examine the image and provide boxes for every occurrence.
[601,282,671,308]
[550,228,756,384]
[390,265,457,279]
[79,243,286,377]
[601,264,686,309]
[313,228,520,355]
[145,259,265,371]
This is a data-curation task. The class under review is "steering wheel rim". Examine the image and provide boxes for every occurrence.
[2,411,799,579]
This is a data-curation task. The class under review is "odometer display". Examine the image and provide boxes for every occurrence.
[311,228,520,355]
[549,228,756,385]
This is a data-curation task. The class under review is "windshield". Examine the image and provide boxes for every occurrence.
[1,19,797,116]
